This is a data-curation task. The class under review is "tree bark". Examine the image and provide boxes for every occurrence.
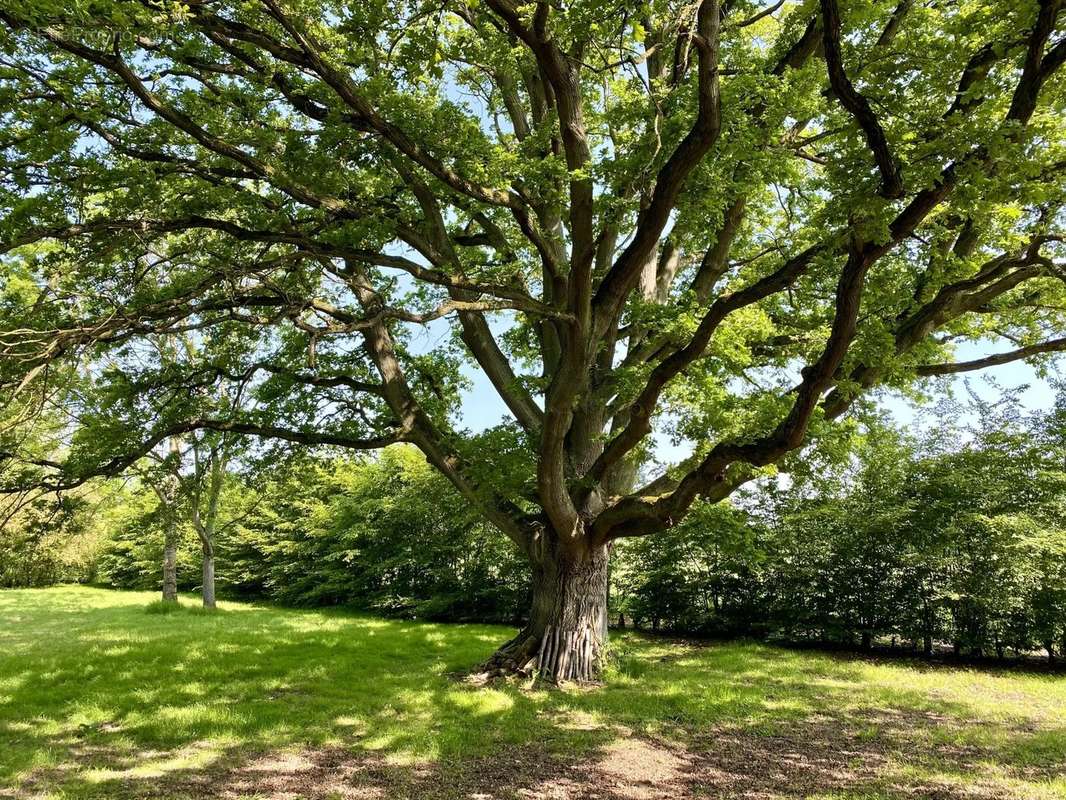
[162,517,178,603]
[190,442,223,609]
[202,546,216,608]
[482,539,610,683]
[160,434,181,603]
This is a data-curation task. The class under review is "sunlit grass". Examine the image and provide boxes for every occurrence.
[1,586,1064,799]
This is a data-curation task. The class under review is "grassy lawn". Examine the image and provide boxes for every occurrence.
[1,586,1064,799]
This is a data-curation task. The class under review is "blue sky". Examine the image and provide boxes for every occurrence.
[881,341,1060,427]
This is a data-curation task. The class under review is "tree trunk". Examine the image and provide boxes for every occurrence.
[202,546,216,609]
[162,519,178,603]
[193,447,223,609]
[160,434,182,604]
[481,540,609,683]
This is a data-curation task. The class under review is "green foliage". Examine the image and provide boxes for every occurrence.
[90,445,529,623]
[93,486,201,591]
[1,0,1064,558]
[6,397,1064,661]
[612,396,1066,661]
[0,492,102,588]
[612,500,768,635]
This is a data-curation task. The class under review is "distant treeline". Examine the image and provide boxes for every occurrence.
[5,395,1066,663]
[614,418,1066,664]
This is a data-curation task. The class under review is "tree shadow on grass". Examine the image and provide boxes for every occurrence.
[1,587,1064,799]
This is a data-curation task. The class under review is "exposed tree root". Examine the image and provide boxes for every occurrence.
[474,623,605,686]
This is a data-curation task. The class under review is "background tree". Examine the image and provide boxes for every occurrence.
[183,427,232,608]
[136,436,183,602]
[1,0,1066,681]
[165,332,249,608]
[133,428,238,607]
[89,446,532,621]
[69,329,251,604]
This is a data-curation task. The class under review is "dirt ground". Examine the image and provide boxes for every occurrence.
[10,712,1055,800]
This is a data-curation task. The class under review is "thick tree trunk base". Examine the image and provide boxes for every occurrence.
[475,631,606,685]
[475,542,609,685]
[476,624,606,684]
[535,623,604,683]
[475,630,543,680]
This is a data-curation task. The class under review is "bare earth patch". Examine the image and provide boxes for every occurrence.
[8,713,1059,800]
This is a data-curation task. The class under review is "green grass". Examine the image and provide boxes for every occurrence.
[1,586,1064,799]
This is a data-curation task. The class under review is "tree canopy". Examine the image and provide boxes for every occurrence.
[1,0,1065,680]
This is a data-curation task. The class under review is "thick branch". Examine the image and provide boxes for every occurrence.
[917,336,1066,374]
[592,0,723,337]
[820,0,904,198]
[587,244,824,486]
[595,242,873,541]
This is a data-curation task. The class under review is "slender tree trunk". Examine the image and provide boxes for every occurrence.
[482,538,610,683]
[160,434,182,603]
[162,517,178,603]
[191,445,223,609]
[202,544,216,609]
[921,601,934,658]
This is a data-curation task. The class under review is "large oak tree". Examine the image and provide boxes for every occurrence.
[1,0,1065,681]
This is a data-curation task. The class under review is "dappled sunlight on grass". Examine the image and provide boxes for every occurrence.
[1,586,1064,799]
[81,741,224,783]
